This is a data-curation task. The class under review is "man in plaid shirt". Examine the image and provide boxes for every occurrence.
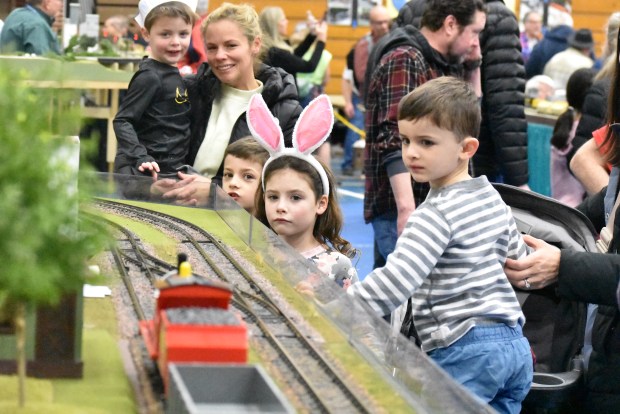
[364,0,486,269]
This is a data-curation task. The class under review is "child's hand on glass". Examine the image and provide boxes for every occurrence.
[295,272,324,298]
[295,279,316,298]
[139,161,160,180]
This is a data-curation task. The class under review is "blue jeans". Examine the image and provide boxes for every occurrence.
[342,93,364,170]
[429,324,533,414]
[371,211,398,269]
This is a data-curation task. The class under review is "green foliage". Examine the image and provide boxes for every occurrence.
[0,66,110,306]
[67,34,98,52]
[62,35,136,59]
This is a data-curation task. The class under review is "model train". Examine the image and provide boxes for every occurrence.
[138,260,248,392]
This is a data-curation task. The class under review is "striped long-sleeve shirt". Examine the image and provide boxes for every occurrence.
[349,177,527,352]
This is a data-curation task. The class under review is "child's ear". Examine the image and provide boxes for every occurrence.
[316,195,328,215]
[141,27,150,42]
[460,137,479,160]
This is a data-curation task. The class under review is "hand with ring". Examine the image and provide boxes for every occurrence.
[505,235,561,290]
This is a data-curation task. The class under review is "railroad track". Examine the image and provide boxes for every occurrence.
[93,199,375,414]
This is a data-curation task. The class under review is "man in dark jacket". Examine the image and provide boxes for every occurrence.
[378,0,529,188]
[363,0,486,268]
[0,0,62,55]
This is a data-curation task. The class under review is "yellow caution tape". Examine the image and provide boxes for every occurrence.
[334,110,365,139]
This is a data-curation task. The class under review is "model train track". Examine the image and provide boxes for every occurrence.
[93,199,374,413]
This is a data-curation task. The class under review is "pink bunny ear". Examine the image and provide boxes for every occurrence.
[292,95,334,154]
[246,94,284,154]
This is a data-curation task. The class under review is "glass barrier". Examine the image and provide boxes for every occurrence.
[92,171,493,414]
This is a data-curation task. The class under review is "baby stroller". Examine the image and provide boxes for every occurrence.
[494,184,598,413]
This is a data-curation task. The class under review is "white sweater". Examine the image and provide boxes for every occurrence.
[193,82,263,176]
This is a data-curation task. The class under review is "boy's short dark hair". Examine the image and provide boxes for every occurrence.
[224,136,269,167]
[144,1,197,31]
[397,77,481,140]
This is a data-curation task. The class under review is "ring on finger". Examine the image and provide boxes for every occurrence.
[524,278,531,289]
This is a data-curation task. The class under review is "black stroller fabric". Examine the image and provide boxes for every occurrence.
[493,184,598,412]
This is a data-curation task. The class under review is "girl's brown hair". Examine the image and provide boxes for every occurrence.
[254,156,354,256]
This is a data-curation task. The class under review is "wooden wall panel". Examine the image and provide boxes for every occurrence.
[572,0,620,57]
[573,0,620,14]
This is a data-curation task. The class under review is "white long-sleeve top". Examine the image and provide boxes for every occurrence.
[348,177,528,352]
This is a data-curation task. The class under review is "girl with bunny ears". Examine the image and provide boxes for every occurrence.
[250,94,358,289]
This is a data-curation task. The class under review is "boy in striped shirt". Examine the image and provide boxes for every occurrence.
[348,77,533,413]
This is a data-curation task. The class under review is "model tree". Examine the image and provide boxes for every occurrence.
[0,66,108,407]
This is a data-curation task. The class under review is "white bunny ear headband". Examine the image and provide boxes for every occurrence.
[247,94,334,196]
[135,0,198,28]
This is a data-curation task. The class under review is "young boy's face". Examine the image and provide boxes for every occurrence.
[398,116,471,189]
[222,155,263,213]
[142,16,192,66]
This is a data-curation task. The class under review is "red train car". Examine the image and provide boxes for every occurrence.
[139,265,248,392]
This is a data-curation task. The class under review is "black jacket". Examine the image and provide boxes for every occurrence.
[559,185,620,413]
[380,0,528,186]
[263,33,325,86]
[183,63,302,183]
[569,77,611,164]
[475,0,528,186]
[114,58,191,175]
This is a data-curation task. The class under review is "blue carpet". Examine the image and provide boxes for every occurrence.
[336,181,373,281]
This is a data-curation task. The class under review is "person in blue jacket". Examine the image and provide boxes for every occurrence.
[525,0,574,79]
[0,0,62,55]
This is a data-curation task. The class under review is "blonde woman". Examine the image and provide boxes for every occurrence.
[156,3,302,206]
[259,7,328,87]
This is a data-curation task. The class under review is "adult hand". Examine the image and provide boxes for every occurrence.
[160,172,212,206]
[505,234,561,290]
[315,21,328,42]
[150,177,177,197]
